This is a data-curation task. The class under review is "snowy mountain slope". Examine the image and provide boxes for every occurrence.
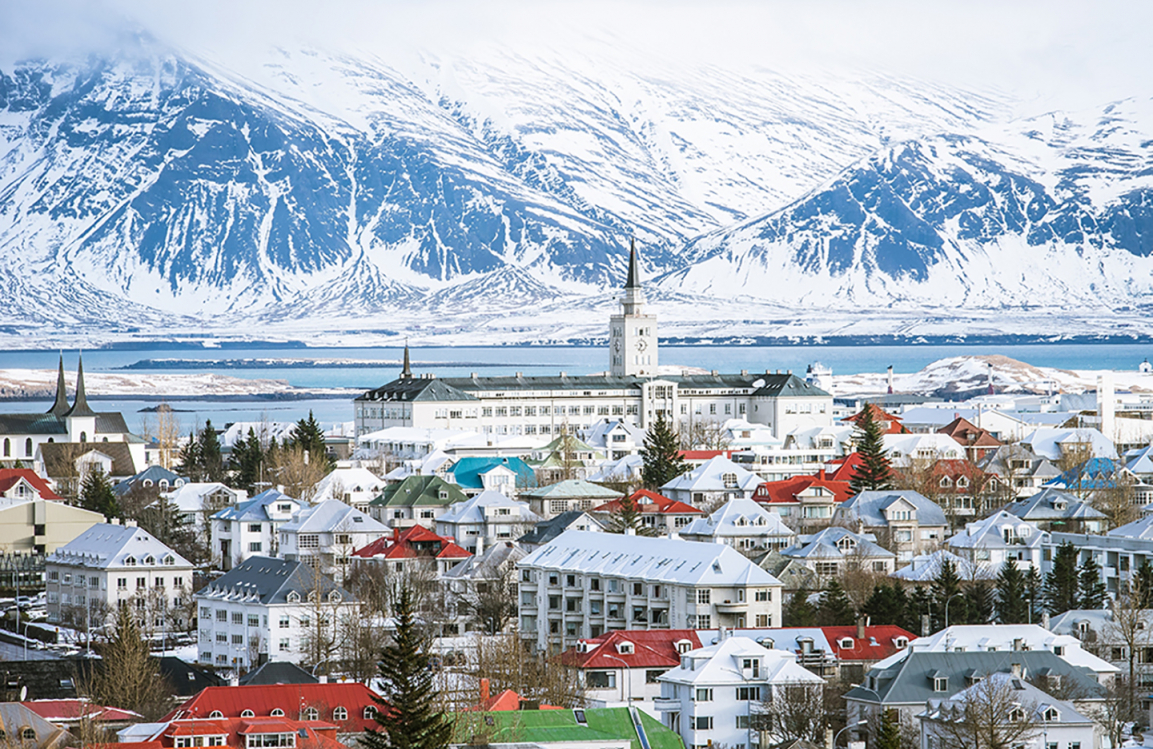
[660,97,1153,312]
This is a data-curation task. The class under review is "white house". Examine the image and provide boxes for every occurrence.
[309,467,387,511]
[582,419,646,461]
[947,511,1044,572]
[279,500,389,583]
[1019,428,1117,462]
[564,629,702,717]
[517,530,783,654]
[654,633,824,749]
[162,482,246,535]
[194,555,357,671]
[45,522,195,631]
[679,498,795,552]
[780,526,897,578]
[434,490,541,554]
[660,456,763,508]
[882,433,965,466]
[210,489,310,570]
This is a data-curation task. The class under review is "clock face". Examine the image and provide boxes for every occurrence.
[636,338,648,351]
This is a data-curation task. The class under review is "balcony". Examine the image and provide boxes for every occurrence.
[653,696,679,711]
[715,601,748,614]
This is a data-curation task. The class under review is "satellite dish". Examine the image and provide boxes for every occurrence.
[752,379,766,389]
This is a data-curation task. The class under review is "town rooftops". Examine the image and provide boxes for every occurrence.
[753,472,852,505]
[658,635,824,686]
[681,498,794,539]
[212,489,304,522]
[437,490,540,526]
[111,466,187,497]
[48,523,192,570]
[1108,514,1153,540]
[561,629,703,670]
[660,455,761,493]
[352,525,472,561]
[449,456,536,490]
[165,682,381,729]
[279,499,387,534]
[195,556,354,606]
[948,511,1044,552]
[518,530,783,587]
[517,510,605,546]
[590,489,703,516]
[370,475,468,508]
[782,527,894,562]
[1002,489,1106,523]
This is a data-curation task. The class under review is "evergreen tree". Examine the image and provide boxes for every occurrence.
[177,431,202,481]
[230,427,264,494]
[1045,542,1081,614]
[1077,554,1108,609]
[641,415,688,490]
[1136,559,1153,608]
[783,587,817,627]
[293,411,333,471]
[930,558,965,629]
[876,708,902,749]
[995,558,1030,624]
[907,586,932,636]
[606,493,658,536]
[849,404,894,495]
[364,585,452,749]
[860,584,909,627]
[197,420,224,483]
[79,467,120,518]
[964,582,995,625]
[816,579,856,626]
[1026,565,1045,623]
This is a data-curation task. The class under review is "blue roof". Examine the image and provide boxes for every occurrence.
[1044,457,1119,491]
[212,489,304,521]
[112,465,188,496]
[449,456,537,490]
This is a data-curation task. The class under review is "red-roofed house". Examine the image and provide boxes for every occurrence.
[108,716,343,749]
[819,624,916,681]
[842,404,908,434]
[589,490,705,534]
[352,525,472,575]
[677,450,735,466]
[467,679,565,712]
[560,629,702,713]
[894,459,1000,520]
[21,699,140,730]
[752,470,853,528]
[937,416,1003,462]
[0,469,61,502]
[165,682,380,742]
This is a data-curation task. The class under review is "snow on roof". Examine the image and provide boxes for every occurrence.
[48,523,193,570]
[279,500,387,534]
[657,636,824,686]
[310,468,386,501]
[437,490,540,525]
[681,499,794,539]
[660,455,761,493]
[1108,514,1153,540]
[948,511,1043,551]
[1021,427,1117,461]
[838,489,948,527]
[212,489,305,522]
[162,482,245,513]
[890,550,995,582]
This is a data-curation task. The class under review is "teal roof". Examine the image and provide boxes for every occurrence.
[451,706,684,749]
[450,456,537,490]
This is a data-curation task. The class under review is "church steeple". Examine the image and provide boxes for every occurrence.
[64,354,96,418]
[609,238,658,378]
[47,353,70,417]
[625,238,640,290]
[401,340,412,379]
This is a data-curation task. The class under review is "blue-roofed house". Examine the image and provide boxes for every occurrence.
[210,489,311,570]
[834,490,947,562]
[447,456,536,498]
[1043,457,1120,493]
[111,465,188,497]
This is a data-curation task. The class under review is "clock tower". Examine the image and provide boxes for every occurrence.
[609,240,658,377]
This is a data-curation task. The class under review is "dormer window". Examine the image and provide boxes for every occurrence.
[271,709,285,717]
[617,642,634,655]
[287,592,301,603]
[209,711,224,718]
[895,637,909,649]
[1042,707,1059,722]
[839,638,854,649]
[939,477,952,488]
[722,473,738,489]
[144,556,155,565]
[1054,500,1067,511]
[676,640,692,654]
[241,710,254,718]
[933,676,948,692]
[124,556,136,566]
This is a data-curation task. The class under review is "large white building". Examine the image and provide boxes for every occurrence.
[210,489,310,570]
[45,522,195,630]
[194,555,357,671]
[353,247,832,439]
[279,500,388,583]
[517,530,783,654]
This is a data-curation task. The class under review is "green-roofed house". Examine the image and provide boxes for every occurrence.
[451,705,685,749]
[367,475,468,529]
[521,479,623,520]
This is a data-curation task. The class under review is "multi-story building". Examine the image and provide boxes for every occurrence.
[654,633,824,749]
[521,480,622,520]
[366,475,468,528]
[194,556,357,671]
[161,482,246,536]
[660,456,763,508]
[679,498,795,552]
[834,489,948,562]
[353,251,833,439]
[517,530,783,653]
[0,469,104,556]
[46,522,194,630]
[779,526,896,578]
[751,469,852,530]
[947,510,1044,572]
[278,500,388,583]
[210,489,310,570]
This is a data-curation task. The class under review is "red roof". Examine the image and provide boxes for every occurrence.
[560,629,702,670]
[113,717,344,749]
[0,469,61,500]
[821,625,917,662]
[753,472,852,505]
[678,450,735,461]
[165,683,381,734]
[478,689,565,712]
[591,490,704,516]
[826,452,865,482]
[352,525,472,560]
[21,699,139,723]
[938,417,1002,448]
[841,404,908,434]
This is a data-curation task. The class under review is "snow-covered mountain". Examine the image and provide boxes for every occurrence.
[1,38,1149,344]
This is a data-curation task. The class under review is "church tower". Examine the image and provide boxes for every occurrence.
[609,240,658,377]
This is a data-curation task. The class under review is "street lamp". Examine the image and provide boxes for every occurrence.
[835,719,869,749]
[944,593,965,629]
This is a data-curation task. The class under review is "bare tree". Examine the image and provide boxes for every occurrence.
[268,444,330,501]
[1056,439,1094,501]
[1092,471,1139,531]
[753,681,828,744]
[677,418,732,451]
[924,675,1041,749]
[458,563,519,635]
[471,633,584,708]
[76,604,174,722]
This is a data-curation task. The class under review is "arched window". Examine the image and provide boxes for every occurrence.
[144,556,155,565]
[241,710,255,718]
[2,438,8,457]
[47,438,53,443]
[333,707,347,720]
[208,711,223,718]
[124,556,136,566]
[80,432,87,443]
[21,728,34,741]
[102,436,109,442]
[363,706,377,719]
[271,709,285,717]
[24,438,32,457]
[303,707,319,721]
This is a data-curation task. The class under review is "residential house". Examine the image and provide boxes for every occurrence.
[947,511,1044,573]
[1003,489,1106,533]
[892,550,996,585]
[0,703,71,748]
[111,466,187,497]
[0,470,102,555]
[441,542,527,633]
[587,453,644,484]
[1044,458,1120,494]
[517,510,606,550]
[843,403,910,434]
[517,530,783,653]
[918,674,1101,749]
[654,633,824,749]
[161,482,246,536]
[680,499,795,552]
[780,527,896,579]
[561,630,703,715]
[520,479,622,520]
[114,716,344,749]
[883,433,966,467]
[0,469,61,503]
[194,556,357,671]
[1049,609,1153,690]
[278,500,388,583]
[446,456,536,497]
[835,490,948,562]
[529,434,605,483]
[351,525,472,576]
[752,469,852,529]
[660,455,762,508]
[1122,445,1153,509]
[366,474,468,528]
[589,490,705,535]
[45,523,194,630]
[582,419,646,460]
[1019,427,1117,462]
[980,444,1063,498]
[210,489,310,571]
[37,442,139,497]
[917,459,1000,520]
[755,551,819,593]
[937,416,1002,462]
[435,490,541,554]
[309,467,387,511]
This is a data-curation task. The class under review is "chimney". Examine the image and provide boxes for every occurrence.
[921,614,931,637]
[229,674,239,687]
[319,675,328,684]
[1013,638,1023,652]
[887,365,894,395]
[1041,612,1051,631]
[857,616,866,641]
[818,468,826,481]
[1010,663,1022,678]
[480,677,490,703]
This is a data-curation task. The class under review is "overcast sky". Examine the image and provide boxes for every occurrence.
[1,0,1150,113]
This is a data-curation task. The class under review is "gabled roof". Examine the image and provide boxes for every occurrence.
[660,455,761,493]
[753,473,852,505]
[370,475,468,507]
[0,412,68,436]
[437,490,540,525]
[160,482,243,513]
[520,479,621,501]
[782,527,895,562]
[821,625,917,662]
[1107,513,1153,540]
[590,489,703,516]
[48,523,192,570]
[1125,444,1153,475]
[657,636,824,687]
[838,490,948,528]
[195,556,354,606]
[517,510,605,545]
[948,511,1043,552]
[280,500,387,535]
[891,550,996,582]
[237,661,318,686]
[39,441,137,479]
[561,629,702,670]
[310,468,387,501]
[21,698,141,723]
[441,542,526,581]
[682,499,795,539]
[920,672,1095,726]
[352,525,471,560]
[1002,489,1106,523]
[826,452,865,482]
[937,416,1002,448]
[0,468,61,500]
[212,489,304,522]
[111,466,186,497]
[842,404,908,434]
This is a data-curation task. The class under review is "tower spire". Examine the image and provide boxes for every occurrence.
[64,353,96,418]
[625,238,640,289]
[47,352,70,417]
[401,339,412,379]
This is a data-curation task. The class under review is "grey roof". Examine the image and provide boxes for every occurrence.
[195,555,354,606]
[781,526,895,562]
[0,413,68,436]
[112,466,188,496]
[844,650,1104,706]
[1003,489,1106,522]
[279,499,387,534]
[442,541,527,581]
[47,355,69,417]
[48,523,192,569]
[518,510,604,546]
[158,656,226,696]
[63,356,95,418]
[921,672,1096,726]
[238,660,318,685]
[837,490,948,528]
[359,372,829,402]
[0,703,70,747]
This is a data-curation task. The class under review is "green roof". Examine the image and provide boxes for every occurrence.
[521,479,622,501]
[451,706,684,749]
[370,475,469,508]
